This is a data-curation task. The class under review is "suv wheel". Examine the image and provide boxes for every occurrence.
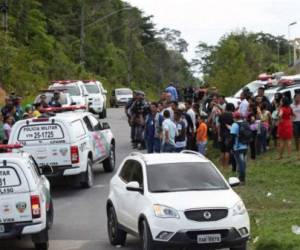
[34,242,49,250]
[81,159,94,188]
[103,144,115,172]
[107,206,127,246]
[46,199,54,229]
[141,220,156,250]
[231,243,247,250]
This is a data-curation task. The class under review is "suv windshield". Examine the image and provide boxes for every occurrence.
[116,89,132,95]
[85,84,100,94]
[147,162,228,193]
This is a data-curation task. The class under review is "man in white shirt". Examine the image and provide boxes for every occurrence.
[238,92,249,119]
[186,100,196,132]
[162,110,177,152]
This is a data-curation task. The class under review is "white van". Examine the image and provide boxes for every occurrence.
[83,80,107,118]
[9,110,116,188]
[0,146,53,250]
[49,80,89,107]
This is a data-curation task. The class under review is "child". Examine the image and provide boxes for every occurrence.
[196,115,208,155]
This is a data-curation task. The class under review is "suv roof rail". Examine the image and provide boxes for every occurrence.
[130,152,146,161]
[180,150,206,159]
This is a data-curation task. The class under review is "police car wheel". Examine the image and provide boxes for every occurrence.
[103,144,115,173]
[231,243,247,250]
[34,242,49,250]
[107,205,127,246]
[47,199,54,229]
[81,160,94,188]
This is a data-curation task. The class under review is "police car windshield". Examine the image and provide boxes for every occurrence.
[147,162,228,193]
[35,94,68,105]
[85,84,100,94]
[116,89,132,95]
[53,86,80,96]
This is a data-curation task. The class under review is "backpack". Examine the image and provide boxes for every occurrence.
[237,121,252,144]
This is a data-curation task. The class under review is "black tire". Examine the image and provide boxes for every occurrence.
[99,111,104,119]
[46,199,54,229]
[103,144,115,172]
[231,243,247,250]
[81,159,94,188]
[103,108,107,118]
[34,242,49,250]
[107,206,127,246]
[140,220,156,250]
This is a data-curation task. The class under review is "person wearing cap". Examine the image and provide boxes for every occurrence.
[23,104,34,119]
[230,111,248,185]
[40,94,49,108]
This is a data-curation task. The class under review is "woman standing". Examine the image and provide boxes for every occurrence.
[277,97,294,160]
[291,93,300,154]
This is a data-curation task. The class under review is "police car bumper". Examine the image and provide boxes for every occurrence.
[0,221,45,239]
[45,165,81,177]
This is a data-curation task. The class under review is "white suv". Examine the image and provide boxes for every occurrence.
[0,145,53,250]
[107,151,250,250]
[9,109,116,188]
[83,80,107,119]
[49,80,89,107]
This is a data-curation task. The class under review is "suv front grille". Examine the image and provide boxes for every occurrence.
[185,209,228,222]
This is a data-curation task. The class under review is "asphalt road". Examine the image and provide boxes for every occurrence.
[0,108,141,250]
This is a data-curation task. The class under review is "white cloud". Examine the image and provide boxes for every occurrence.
[126,0,300,60]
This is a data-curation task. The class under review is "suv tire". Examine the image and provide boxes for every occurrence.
[34,242,49,250]
[32,229,49,250]
[81,159,94,188]
[140,220,156,250]
[46,199,54,229]
[107,206,127,246]
[231,243,247,250]
[103,144,115,172]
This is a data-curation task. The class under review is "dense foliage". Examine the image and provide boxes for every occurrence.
[0,0,195,97]
[192,31,291,95]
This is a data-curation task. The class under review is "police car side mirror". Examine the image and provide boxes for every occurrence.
[103,90,108,94]
[102,122,110,130]
[39,165,53,176]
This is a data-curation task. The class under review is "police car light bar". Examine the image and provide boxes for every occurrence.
[0,144,23,150]
[40,105,87,113]
[258,73,273,81]
[82,80,97,83]
[50,80,77,85]
[278,79,295,86]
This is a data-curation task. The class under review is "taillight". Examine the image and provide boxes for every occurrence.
[31,195,41,219]
[70,146,80,164]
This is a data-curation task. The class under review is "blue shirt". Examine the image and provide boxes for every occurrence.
[230,122,248,151]
[165,85,178,101]
[145,113,163,139]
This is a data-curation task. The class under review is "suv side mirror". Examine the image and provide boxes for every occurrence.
[103,89,108,94]
[39,165,53,176]
[126,181,143,193]
[229,177,240,187]
[102,122,110,130]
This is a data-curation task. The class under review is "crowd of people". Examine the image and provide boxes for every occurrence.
[0,92,63,144]
[125,83,300,185]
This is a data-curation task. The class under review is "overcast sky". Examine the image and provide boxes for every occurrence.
[126,0,300,61]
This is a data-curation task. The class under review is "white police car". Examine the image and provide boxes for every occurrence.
[0,144,53,250]
[9,106,116,188]
[83,80,107,119]
[107,151,250,250]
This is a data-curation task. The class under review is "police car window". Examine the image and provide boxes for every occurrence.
[119,160,134,183]
[0,166,21,188]
[83,116,93,131]
[71,120,86,138]
[88,116,102,131]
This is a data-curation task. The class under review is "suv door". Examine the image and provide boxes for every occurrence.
[120,160,145,231]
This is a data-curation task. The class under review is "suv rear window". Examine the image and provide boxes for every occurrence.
[17,123,64,142]
[0,167,21,188]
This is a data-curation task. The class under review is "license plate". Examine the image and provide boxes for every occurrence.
[0,225,5,233]
[197,234,221,244]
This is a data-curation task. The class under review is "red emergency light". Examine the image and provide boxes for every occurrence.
[50,80,77,85]
[40,105,87,113]
[0,144,23,150]
[258,73,273,81]
[278,79,294,86]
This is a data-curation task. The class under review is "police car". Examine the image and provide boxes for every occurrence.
[0,144,53,250]
[49,80,89,107]
[9,106,116,188]
[83,80,107,119]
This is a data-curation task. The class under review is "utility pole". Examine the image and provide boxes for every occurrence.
[80,0,85,67]
[288,21,297,66]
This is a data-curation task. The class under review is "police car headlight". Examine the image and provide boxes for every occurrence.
[153,205,180,219]
[232,201,246,216]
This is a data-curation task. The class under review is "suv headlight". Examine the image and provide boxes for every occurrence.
[153,205,180,219]
[232,201,246,216]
